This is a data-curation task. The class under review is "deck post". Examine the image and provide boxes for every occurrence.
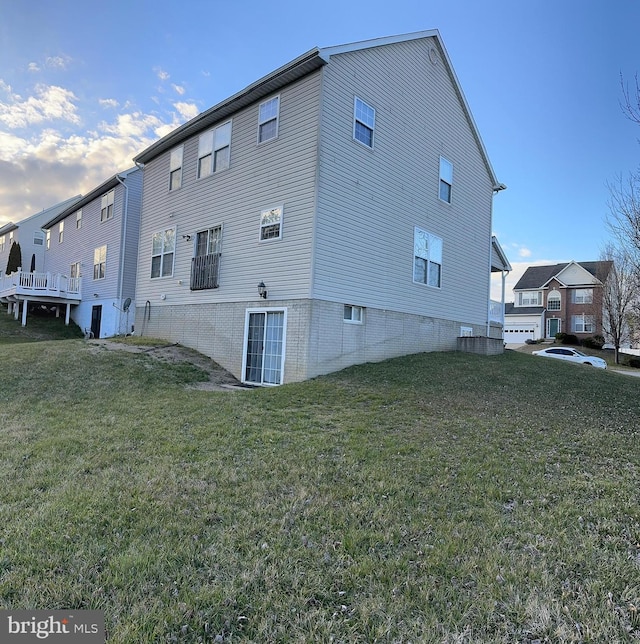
[65,303,71,325]
[21,299,28,326]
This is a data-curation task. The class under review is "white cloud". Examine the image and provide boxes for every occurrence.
[0,84,80,128]
[28,62,40,73]
[172,84,185,96]
[518,247,532,258]
[46,55,71,70]
[99,98,119,109]
[155,68,170,81]
[174,102,199,121]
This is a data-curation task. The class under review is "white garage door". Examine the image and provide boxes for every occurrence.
[504,326,536,343]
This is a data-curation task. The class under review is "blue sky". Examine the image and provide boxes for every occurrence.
[1,0,638,297]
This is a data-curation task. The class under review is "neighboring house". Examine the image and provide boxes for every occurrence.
[133,30,509,385]
[504,260,612,343]
[0,195,81,278]
[40,168,143,338]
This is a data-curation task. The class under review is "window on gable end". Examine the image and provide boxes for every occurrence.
[413,227,442,288]
[439,157,453,203]
[354,97,375,148]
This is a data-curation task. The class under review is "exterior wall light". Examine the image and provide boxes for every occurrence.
[257,281,267,299]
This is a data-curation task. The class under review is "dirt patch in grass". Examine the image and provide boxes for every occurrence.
[87,338,250,391]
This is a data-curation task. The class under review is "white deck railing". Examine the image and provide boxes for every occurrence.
[0,270,82,300]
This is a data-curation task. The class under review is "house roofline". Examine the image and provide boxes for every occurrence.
[132,30,502,187]
[133,48,326,165]
[43,167,139,229]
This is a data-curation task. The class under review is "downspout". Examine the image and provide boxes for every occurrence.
[116,174,129,333]
[488,184,507,337]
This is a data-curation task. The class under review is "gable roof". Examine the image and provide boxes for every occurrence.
[133,30,501,187]
[1,195,83,236]
[43,167,139,229]
[514,261,613,290]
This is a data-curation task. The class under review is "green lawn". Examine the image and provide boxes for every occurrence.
[1,312,639,642]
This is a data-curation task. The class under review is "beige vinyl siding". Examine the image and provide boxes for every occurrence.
[314,37,494,326]
[136,71,322,309]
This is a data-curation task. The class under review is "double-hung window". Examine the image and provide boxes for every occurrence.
[101,190,114,222]
[439,157,453,203]
[58,221,64,243]
[151,228,176,278]
[0,235,4,252]
[70,262,81,278]
[198,121,232,177]
[46,230,50,250]
[572,314,594,333]
[572,288,593,304]
[354,97,375,148]
[93,245,106,280]
[258,96,279,143]
[260,206,283,241]
[547,291,561,311]
[518,291,542,306]
[413,227,442,288]
[76,209,82,229]
[169,146,183,191]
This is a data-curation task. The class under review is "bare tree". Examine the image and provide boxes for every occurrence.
[607,171,640,274]
[599,244,638,363]
[620,72,640,126]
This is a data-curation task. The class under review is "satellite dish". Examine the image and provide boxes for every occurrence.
[123,297,132,312]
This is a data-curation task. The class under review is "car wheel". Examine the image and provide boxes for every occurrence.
[584,362,592,366]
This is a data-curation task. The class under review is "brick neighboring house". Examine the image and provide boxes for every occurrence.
[504,261,612,343]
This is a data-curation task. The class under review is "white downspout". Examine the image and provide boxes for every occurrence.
[116,174,129,334]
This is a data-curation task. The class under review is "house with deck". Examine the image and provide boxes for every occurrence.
[504,260,612,343]
[1,196,82,322]
[40,168,143,338]
[132,30,509,384]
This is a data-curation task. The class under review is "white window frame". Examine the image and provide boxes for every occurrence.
[76,209,82,229]
[413,227,443,288]
[460,326,473,337]
[344,305,364,324]
[33,231,44,246]
[45,230,50,250]
[518,291,542,306]
[258,96,280,144]
[572,314,595,333]
[58,221,64,244]
[150,227,176,279]
[101,190,114,222]
[439,156,453,203]
[259,205,283,242]
[242,307,288,386]
[0,235,4,252]
[353,97,375,148]
[572,288,593,304]
[198,121,232,178]
[93,245,106,280]
[547,290,561,311]
[70,261,81,278]
[169,146,183,191]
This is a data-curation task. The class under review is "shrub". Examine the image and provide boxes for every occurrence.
[629,357,640,369]
[561,334,579,345]
[555,332,566,342]
[582,336,605,350]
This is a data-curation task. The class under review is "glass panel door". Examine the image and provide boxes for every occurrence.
[244,310,285,385]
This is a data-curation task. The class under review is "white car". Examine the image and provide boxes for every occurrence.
[531,347,607,369]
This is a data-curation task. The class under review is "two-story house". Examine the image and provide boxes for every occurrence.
[504,260,612,343]
[133,30,509,385]
[40,167,143,338]
[0,195,81,279]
